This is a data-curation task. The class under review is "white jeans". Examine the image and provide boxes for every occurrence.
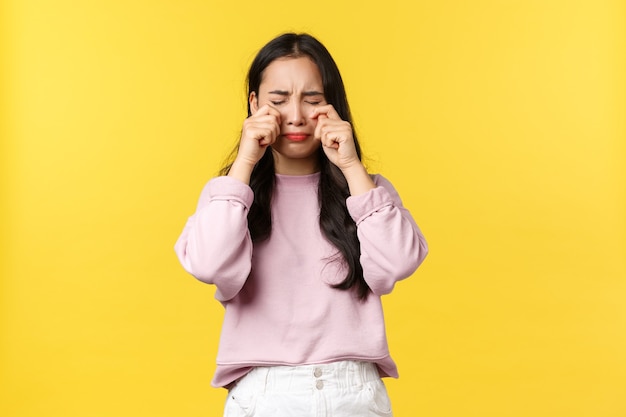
[223,361,393,417]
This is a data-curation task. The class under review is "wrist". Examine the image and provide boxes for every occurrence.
[228,158,256,185]
[341,162,375,196]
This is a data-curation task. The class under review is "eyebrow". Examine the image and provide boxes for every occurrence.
[268,90,324,97]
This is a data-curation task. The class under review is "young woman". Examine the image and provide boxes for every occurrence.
[175,33,428,417]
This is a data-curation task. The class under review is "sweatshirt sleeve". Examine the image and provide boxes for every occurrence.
[174,176,254,302]
[346,175,428,296]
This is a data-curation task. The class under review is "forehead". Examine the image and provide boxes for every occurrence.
[260,57,323,90]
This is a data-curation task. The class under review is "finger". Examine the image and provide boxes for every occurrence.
[249,114,281,127]
[258,132,276,146]
[311,104,341,120]
[243,120,279,145]
[259,123,281,146]
[319,127,342,148]
[246,114,281,135]
[322,136,340,149]
[243,119,278,136]
[268,122,281,145]
[314,115,344,137]
[320,121,350,139]
[254,104,282,123]
[314,116,326,140]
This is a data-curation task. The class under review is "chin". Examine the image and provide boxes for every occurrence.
[271,144,321,162]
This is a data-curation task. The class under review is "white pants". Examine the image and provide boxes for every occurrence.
[223,361,393,417]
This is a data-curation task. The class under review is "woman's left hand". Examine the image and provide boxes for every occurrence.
[312,105,360,171]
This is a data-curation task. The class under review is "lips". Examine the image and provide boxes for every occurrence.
[283,133,309,142]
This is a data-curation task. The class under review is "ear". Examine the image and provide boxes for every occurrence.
[249,92,259,114]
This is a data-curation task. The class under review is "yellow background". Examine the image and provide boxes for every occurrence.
[1,0,625,416]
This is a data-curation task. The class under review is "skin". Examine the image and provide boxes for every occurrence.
[228,57,375,196]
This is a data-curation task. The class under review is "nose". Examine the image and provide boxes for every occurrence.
[285,101,306,126]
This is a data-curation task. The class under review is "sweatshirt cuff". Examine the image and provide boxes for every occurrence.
[346,186,393,225]
[208,176,254,208]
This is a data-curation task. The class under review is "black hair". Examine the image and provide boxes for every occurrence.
[221,33,369,300]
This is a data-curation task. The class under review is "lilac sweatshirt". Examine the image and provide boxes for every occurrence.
[175,172,428,387]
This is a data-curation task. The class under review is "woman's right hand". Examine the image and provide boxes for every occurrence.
[228,105,281,184]
[237,105,281,166]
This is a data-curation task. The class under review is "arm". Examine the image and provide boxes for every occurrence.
[347,175,428,295]
[312,105,428,292]
[175,104,280,301]
[174,176,254,302]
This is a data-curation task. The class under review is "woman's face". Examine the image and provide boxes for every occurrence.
[250,57,327,174]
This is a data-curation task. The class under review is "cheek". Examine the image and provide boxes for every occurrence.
[305,103,321,120]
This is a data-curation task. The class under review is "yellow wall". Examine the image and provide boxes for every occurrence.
[1,1,625,416]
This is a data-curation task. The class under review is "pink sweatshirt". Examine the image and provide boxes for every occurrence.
[175,172,428,387]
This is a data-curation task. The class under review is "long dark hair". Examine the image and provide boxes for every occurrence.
[221,33,369,300]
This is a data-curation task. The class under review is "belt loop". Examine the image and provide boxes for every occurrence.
[359,361,377,385]
[342,361,352,390]
[360,361,368,386]
[349,361,358,387]
[258,367,270,395]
